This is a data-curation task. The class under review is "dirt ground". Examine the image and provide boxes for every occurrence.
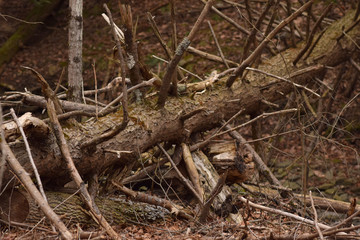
[0,0,359,239]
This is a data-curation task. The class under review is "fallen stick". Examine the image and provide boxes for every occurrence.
[225,124,282,186]
[2,140,72,239]
[46,98,119,239]
[238,195,331,230]
[112,181,192,220]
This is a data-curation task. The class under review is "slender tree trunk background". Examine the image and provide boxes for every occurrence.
[67,0,83,103]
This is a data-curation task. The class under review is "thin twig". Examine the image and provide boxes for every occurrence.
[157,144,203,205]
[147,13,185,80]
[113,181,192,220]
[293,3,333,66]
[303,27,326,61]
[225,124,282,187]
[305,0,312,41]
[187,46,239,67]
[326,209,360,232]
[46,98,119,239]
[198,171,228,223]
[354,0,360,21]
[99,78,156,114]
[104,4,128,122]
[9,108,47,201]
[92,61,99,120]
[2,139,72,239]
[247,66,321,97]
[119,3,142,88]
[329,91,360,138]
[43,107,116,123]
[271,226,359,239]
[207,21,230,69]
[0,104,6,190]
[101,13,124,42]
[21,66,63,114]
[157,0,215,107]
[54,67,65,94]
[285,0,296,47]
[199,0,250,35]
[216,108,297,138]
[170,0,179,95]
[242,0,274,61]
[190,108,244,151]
[309,191,324,239]
[336,17,360,41]
[152,55,202,81]
[0,14,43,24]
[238,196,331,230]
[226,0,315,88]
[244,0,253,27]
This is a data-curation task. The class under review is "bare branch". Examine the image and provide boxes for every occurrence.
[2,139,72,239]
[10,109,47,201]
[293,3,333,66]
[157,0,215,108]
[158,144,203,205]
[207,21,230,69]
[226,0,315,88]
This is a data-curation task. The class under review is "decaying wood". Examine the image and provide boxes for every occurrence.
[182,143,203,201]
[198,170,228,223]
[225,124,282,187]
[242,183,360,214]
[2,140,72,239]
[2,112,49,141]
[192,151,242,223]
[0,189,170,227]
[158,143,203,204]
[157,0,215,107]
[1,10,359,190]
[46,84,119,238]
[209,141,255,185]
[112,182,191,220]
[21,93,100,113]
[301,194,360,214]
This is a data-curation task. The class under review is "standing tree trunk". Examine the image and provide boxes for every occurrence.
[67,0,83,103]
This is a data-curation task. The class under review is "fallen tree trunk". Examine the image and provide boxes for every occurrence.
[0,189,169,226]
[1,10,358,189]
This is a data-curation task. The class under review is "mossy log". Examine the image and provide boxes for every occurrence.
[0,190,169,227]
[0,0,63,67]
[1,10,359,190]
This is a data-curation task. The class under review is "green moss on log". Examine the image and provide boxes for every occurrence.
[0,0,63,67]
[25,191,170,227]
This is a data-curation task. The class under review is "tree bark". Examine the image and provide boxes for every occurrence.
[1,10,358,189]
[67,0,83,103]
[0,189,169,226]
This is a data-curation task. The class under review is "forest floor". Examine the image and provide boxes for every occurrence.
[0,0,360,239]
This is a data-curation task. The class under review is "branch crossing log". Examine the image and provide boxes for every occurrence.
[1,10,359,190]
